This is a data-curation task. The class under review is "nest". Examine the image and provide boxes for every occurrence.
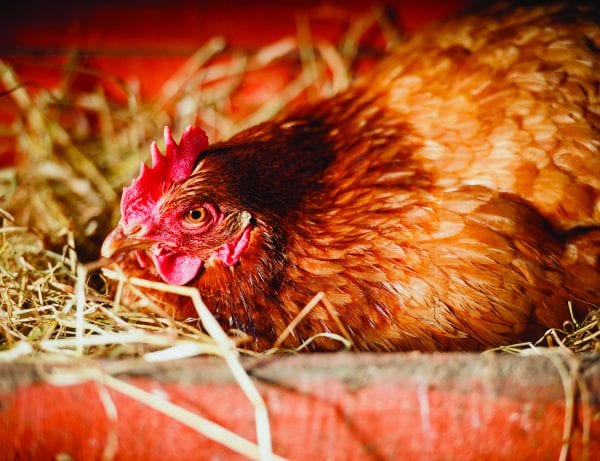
[0,7,598,458]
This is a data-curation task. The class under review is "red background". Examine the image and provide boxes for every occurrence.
[1,0,467,99]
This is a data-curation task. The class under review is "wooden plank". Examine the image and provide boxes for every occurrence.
[1,352,598,460]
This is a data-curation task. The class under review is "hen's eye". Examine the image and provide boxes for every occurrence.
[186,207,208,224]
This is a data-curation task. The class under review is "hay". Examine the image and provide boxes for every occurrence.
[494,303,600,355]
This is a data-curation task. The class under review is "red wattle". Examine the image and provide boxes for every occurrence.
[152,249,203,286]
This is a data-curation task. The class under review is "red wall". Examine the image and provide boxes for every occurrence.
[1,1,467,99]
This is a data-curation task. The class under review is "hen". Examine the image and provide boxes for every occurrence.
[102,2,600,352]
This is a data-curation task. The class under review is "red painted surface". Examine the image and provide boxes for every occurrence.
[1,353,598,460]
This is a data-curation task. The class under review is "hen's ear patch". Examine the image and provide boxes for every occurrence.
[120,126,209,222]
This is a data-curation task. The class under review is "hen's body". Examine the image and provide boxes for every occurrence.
[108,2,600,351]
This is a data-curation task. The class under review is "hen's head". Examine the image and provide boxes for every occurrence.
[101,126,252,285]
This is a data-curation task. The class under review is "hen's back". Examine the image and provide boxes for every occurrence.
[370,1,600,232]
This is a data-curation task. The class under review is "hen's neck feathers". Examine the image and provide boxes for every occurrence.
[175,90,433,348]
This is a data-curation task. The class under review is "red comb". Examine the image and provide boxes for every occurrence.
[121,125,209,223]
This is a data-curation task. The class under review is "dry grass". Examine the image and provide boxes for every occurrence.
[493,303,600,355]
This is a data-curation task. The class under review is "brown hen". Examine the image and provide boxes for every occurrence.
[102,2,600,351]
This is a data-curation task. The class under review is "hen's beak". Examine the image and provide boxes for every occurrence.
[101,226,153,259]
